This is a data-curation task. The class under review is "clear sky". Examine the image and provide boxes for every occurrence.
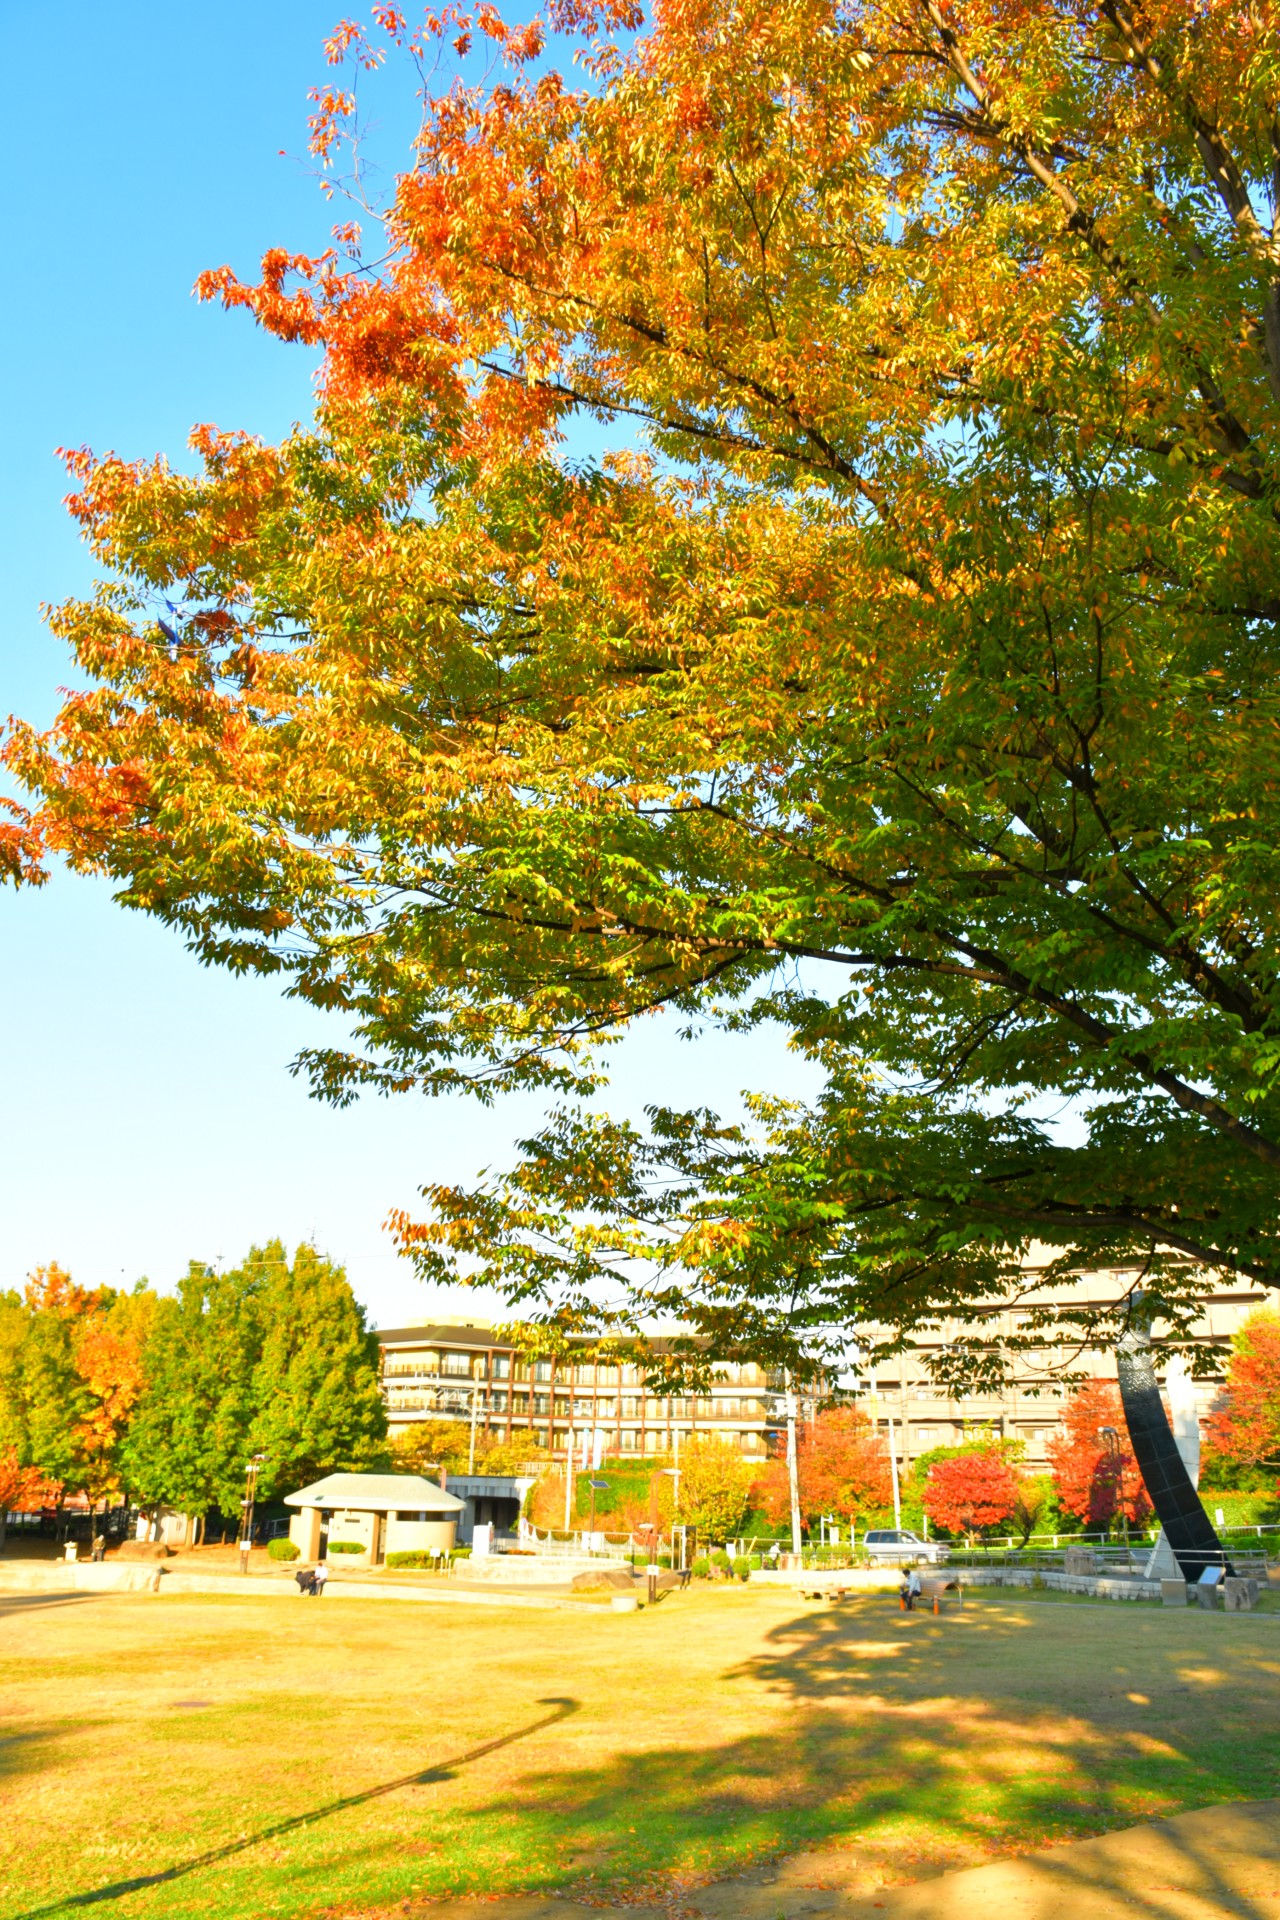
[0,4,818,1327]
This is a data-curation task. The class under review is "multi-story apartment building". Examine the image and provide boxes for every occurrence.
[377,1319,775,1459]
[850,1263,1269,1478]
[378,1266,1270,1472]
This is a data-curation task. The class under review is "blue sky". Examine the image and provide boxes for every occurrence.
[0,4,816,1325]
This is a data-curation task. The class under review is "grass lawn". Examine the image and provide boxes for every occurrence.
[3,1584,1279,1920]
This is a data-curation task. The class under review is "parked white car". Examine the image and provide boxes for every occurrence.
[860,1528,948,1565]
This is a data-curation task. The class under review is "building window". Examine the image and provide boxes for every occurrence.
[621,1398,642,1419]
[490,1390,508,1413]
[532,1394,550,1416]
[472,1357,487,1380]
[620,1429,641,1451]
[395,1510,432,1522]
[532,1427,549,1448]
[534,1360,553,1383]
[441,1352,471,1377]
[511,1392,529,1413]
[596,1398,617,1420]
[554,1396,571,1418]
[572,1363,594,1385]
[572,1397,594,1418]
[492,1356,511,1380]
[514,1361,530,1382]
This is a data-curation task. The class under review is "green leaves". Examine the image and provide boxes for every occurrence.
[13,0,1280,1376]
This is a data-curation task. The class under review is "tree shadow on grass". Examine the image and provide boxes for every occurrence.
[422,1598,1280,1913]
[0,1723,82,1786]
[10,1698,579,1917]
[0,1593,99,1619]
[15,1598,1280,1920]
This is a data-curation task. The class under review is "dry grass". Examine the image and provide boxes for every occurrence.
[2,1585,1279,1920]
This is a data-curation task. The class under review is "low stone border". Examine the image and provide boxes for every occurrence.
[958,1566,1163,1602]
[0,1561,162,1594]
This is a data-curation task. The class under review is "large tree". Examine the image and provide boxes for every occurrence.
[124,1243,387,1520]
[9,0,1280,1383]
[247,1240,387,1496]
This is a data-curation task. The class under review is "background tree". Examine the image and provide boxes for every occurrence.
[13,0,1280,1383]
[389,1421,471,1477]
[677,1435,753,1543]
[1203,1308,1280,1486]
[248,1241,387,1497]
[753,1408,892,1532]
[1010,1474,1055,1549]
[0,1447,50,1555]
[125,1241,385,1533]
[120,1263,262,1534]
[1047,1381,1152,1531]
[922,1447,1020,1545]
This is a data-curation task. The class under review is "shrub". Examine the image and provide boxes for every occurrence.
[267,1537,300,1562]
[386,1550,442,1569]
[711,1548,733,1574]
[327,1540,364,1554]
[748,1553,763,1570]
[735,1560,750,1582]
[657,1552,672,1568]
[450,1545,472,1560]
[691,1554,711,1578]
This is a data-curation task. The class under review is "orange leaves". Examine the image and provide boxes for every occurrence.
[0,797,45,887]
[0,1448,49,1516]
[196,251,329,346]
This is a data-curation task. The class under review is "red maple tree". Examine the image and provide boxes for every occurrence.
[1046,1380,1151,1529]
[921,1447,1020,1541]
[1205,1309,1280,1475]
[0,1446,52,1552]
[753,1408,892,1530]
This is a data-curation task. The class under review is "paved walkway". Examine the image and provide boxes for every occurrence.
[412,1800,1280,1920]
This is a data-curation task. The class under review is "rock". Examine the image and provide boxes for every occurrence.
[114,1541,173,1560]
[571,1567,637,1592]
[1064,1547,1097,1575]
[1224,1577,1259,1611]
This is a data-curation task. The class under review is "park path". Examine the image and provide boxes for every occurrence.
[410,1798,1280,1920]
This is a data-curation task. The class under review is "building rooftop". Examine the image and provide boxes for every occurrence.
[284,1473,465,1513]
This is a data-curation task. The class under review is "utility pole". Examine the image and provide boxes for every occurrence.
[468,1385,481,1474]
[238,1454,266,1575]
[887,1416,902,1530]
[785,1377,802,1557]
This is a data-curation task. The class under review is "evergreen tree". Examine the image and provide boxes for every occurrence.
[122,1259,265,1525]
[247,1242,387,1498]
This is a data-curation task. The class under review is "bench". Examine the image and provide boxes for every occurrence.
[914,1577,963,1614]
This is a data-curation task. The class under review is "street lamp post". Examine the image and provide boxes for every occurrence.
[1099,1427,1131,1561]
[239,1454,267,1575]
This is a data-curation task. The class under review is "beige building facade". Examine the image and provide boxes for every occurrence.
[851,1264,1271,1479]
[378,1319,775,1461]
[379,1267,1272,1476]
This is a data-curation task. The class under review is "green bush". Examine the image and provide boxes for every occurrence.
[450,1545,472,1561]
[386,1550,443,1569]
[267,1537,300,1562]
[327,1540,364,1554]
[735,1560,750,1582]
[748,1553,763,1570]
[657,1552,672,1568]
[1200,1489,1280,1527]
[711,1549,733,1574]
[691,1554,711,1578]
